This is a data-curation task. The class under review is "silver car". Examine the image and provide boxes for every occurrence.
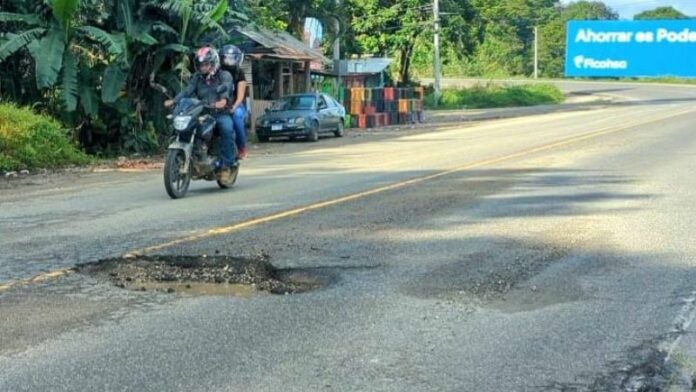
[255,93,346,142]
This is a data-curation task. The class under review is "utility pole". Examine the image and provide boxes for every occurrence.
[534,26,539,79]
[333,0,341,95]
[433,0,441,103]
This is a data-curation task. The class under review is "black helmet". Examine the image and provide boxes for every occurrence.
[194,46,220,74]
[221,44,244,68]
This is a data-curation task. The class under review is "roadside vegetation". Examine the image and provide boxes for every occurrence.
[0,104,90,171]
[425,84,565,110]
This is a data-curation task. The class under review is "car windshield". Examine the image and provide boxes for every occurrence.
[270,95,316,111]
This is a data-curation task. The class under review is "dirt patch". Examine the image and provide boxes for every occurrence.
[113,156,163,171]
[75,254,327,296]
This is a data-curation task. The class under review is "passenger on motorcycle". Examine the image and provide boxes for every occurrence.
[164,46,237,180]
[220,44,248,160]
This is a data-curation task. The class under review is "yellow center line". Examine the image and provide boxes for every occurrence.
[2,106,694,293]
[0,269,71,293]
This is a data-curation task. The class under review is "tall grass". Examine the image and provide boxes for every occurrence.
[425,83,565,110]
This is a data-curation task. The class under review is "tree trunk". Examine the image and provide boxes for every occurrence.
[398,43,414,85]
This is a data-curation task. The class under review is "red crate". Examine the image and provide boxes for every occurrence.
[357,114,367,129]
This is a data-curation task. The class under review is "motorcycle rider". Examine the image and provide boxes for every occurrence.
[220,44,248,159]
[164,46,236,181]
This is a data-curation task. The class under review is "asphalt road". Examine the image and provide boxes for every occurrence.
[3,80,696,391]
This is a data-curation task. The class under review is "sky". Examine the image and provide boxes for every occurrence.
[583,0,696,19]
[304,17,323,49]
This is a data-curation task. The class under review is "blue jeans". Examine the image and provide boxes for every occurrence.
[214,113,236,167]
[232,105,247,150]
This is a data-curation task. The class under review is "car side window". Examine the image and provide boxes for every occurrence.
[318,96,328,109]
[324,95,336,108]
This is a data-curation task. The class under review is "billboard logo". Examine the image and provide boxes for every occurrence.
[573,55,628,70]
[574,55,585,68]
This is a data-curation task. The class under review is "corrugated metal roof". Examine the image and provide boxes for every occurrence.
[232,25,331,64]
[344,58,392,74]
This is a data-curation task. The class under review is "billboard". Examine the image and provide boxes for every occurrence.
[565,20,696,78]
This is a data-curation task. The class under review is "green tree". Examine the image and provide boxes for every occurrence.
[634,6,688,20]
[464,0,559,77]
[242,0,344,50]
[537,1,618,77]
[408,0,477,78]
[349,0,433,83]
[561,1,618,20]
[470,23,525,76]
[238,0,288,30]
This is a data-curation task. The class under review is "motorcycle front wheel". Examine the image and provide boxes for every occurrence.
[164,149,191,199]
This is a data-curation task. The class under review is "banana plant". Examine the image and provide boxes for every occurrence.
[0,0,126,112]
[154,0,231,83]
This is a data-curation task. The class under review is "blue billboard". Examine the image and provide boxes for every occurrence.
[565,20,696,78]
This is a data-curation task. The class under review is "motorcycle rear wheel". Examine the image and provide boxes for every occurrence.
[217,165,239,189]
[164,149,191,199]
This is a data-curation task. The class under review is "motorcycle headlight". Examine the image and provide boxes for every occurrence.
[173,116,192,131]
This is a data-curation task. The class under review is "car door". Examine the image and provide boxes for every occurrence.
[320,94,340,129]
[317,95,332,130]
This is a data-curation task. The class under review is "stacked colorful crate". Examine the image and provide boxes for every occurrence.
[344,86,424,129]
[382,87,393,126]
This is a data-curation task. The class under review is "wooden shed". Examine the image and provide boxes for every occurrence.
[229,25,332,132]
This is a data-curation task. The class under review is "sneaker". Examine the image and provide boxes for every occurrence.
[237,147,248,160]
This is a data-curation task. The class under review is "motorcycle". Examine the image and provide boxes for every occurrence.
[151,80,239,199]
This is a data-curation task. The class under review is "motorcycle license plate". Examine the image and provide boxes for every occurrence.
[271,124,283,131]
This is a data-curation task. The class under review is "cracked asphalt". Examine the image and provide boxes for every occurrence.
[3,81,696,391]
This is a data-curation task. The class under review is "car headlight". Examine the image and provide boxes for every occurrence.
[257,118,269,126]
[289,117,305,125]
[173,116,192,131]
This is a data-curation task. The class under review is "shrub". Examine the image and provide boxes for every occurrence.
[0,103,90,171]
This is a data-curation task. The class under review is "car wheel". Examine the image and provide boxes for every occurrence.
[307,121,319,142]
[334,121,344,138]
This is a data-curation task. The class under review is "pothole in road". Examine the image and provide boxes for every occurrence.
[75,254,327,297]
